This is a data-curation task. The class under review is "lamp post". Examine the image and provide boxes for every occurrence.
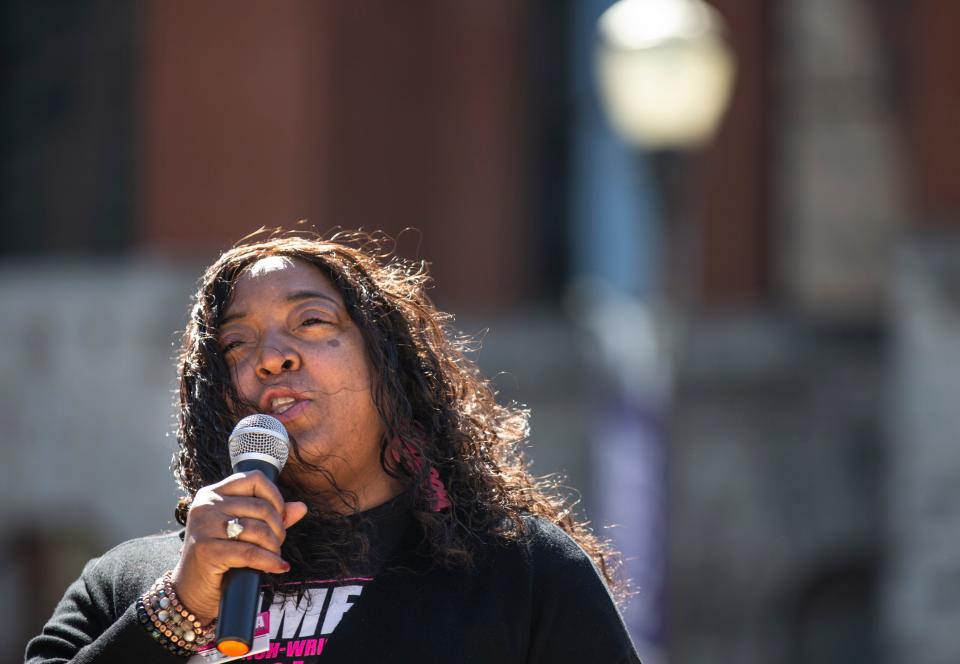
[585,2,736,661]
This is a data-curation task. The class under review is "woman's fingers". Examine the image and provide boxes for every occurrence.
[283,501,309,529]
[195,538,290,575]
[211,470,286,516]
[218,516,283,554]
[207,472,310,540]
[181,477,307,570]
[198,495,287,543]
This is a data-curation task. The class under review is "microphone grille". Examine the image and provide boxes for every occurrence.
[229,414,291,471]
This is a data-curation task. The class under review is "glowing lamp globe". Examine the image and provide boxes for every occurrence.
[597,0,736,149]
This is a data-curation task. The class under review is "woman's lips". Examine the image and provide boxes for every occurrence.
[271,399,310,424]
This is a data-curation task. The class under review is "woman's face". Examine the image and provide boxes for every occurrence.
[217,256,400,508]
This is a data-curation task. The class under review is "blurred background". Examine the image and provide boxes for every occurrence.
[3,0,959,662]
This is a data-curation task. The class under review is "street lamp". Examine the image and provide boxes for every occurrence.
[588,4,736,661]
[596,0,736,150]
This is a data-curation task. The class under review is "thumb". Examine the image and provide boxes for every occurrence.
[282,501,309,528]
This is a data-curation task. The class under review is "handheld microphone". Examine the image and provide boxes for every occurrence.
[215,414,291,657]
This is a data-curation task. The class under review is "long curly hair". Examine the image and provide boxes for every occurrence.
[172,230,626,601]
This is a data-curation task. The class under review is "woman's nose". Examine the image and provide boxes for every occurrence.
[254,341,301,379]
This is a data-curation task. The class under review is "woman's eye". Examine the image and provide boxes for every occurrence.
[221,340,245,354]
[301,317,330,327]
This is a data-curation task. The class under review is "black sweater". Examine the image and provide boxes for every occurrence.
[26,508,640,663]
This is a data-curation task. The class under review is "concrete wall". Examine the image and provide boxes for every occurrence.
[884,241,960,664]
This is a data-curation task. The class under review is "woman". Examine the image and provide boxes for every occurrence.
[26,233,641,663]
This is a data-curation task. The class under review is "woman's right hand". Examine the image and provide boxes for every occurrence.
[170,471,309,624]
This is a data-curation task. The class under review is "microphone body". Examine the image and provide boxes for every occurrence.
[215,458,278,655]
[215,415,291,657]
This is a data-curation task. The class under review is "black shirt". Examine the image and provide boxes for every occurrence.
[26,503,641,663]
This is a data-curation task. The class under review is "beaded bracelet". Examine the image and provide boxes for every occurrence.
[137,571,217,656]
